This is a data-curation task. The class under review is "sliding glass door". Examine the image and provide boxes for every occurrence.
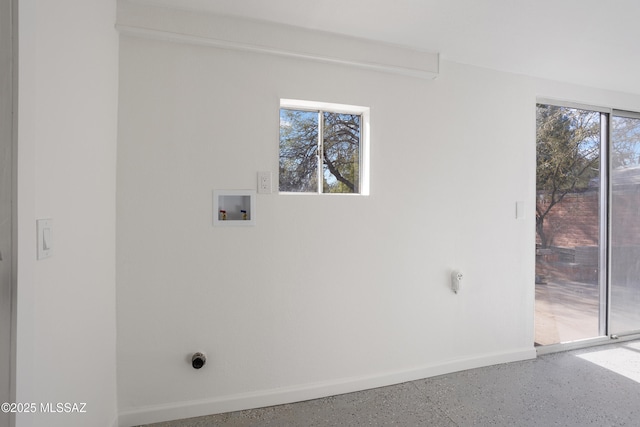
[536,103,640,346]
[610,112,640,335]
[535,104,604,345]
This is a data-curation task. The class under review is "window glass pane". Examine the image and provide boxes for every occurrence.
[279,109,319,192]
[535,104,602,345]
[322,112,360,194]
[610,115,640,334]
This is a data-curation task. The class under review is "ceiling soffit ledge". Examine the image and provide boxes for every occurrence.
[116,0,439,80]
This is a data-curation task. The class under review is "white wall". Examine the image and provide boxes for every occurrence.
[0,1,14,426]
[115,8,640,427]
[15,1,119,426]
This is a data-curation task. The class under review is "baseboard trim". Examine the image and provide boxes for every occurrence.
[118,347,536,427]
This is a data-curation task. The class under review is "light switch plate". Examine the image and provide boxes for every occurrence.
[37,219,53,260]
[516,201,525,220]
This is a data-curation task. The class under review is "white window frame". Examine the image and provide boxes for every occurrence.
[279,99,370,196]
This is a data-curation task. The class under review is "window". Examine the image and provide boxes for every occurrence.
[279,99,369,195]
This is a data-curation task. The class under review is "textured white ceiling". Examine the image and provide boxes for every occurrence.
[132,0,640,95]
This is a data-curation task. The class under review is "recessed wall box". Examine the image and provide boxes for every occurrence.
[213,189,256,226]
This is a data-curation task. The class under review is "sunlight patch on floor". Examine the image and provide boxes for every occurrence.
[577,342,640,383]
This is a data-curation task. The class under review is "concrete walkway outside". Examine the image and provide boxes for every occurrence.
[535,279,600,346]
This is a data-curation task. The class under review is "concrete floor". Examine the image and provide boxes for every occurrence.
[140,340,640,427]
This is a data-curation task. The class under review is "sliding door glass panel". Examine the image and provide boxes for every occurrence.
[535,104,602,345]
[610,114,640,335]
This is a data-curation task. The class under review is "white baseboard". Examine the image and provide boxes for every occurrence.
[118,347,536,427]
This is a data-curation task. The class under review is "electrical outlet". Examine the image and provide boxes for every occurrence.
[258,171,272,194]
[451,270,463,294]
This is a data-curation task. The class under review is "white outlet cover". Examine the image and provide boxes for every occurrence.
[258,171,272,194]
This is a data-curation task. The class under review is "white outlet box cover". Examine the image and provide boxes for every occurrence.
[258,171,272,194]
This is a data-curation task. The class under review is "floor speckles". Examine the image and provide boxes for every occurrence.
[140,340,640,427]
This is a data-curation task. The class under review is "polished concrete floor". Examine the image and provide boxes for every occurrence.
[141,340,640,427]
